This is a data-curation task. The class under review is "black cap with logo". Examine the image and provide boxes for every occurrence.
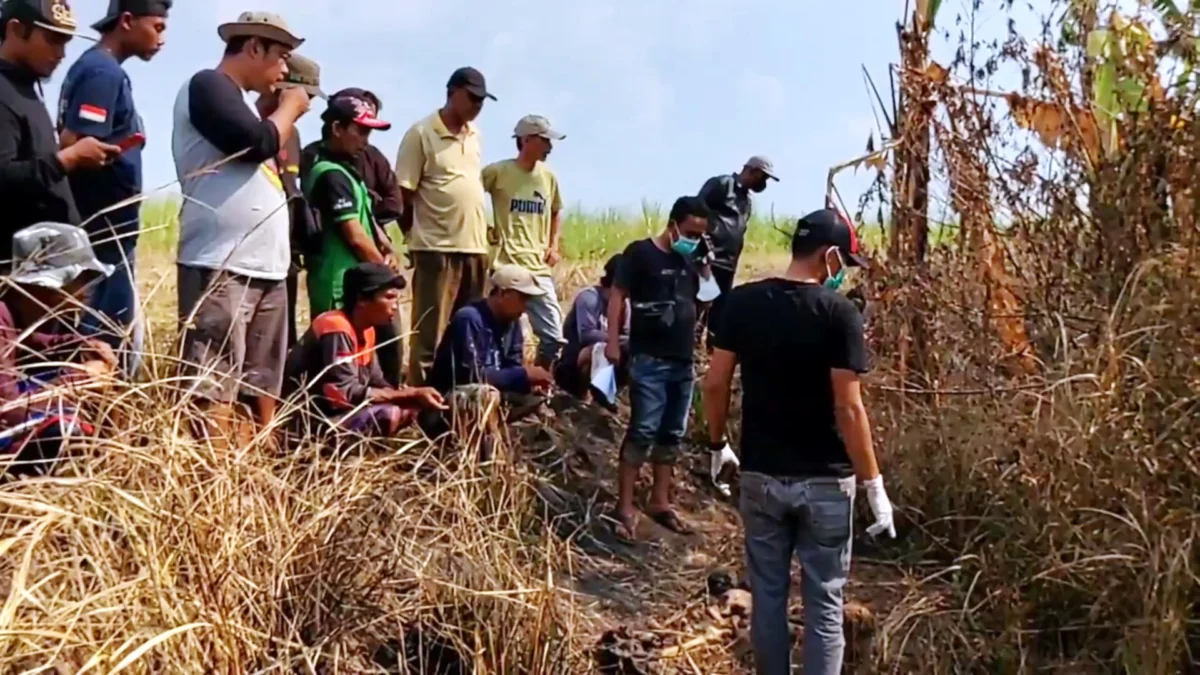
[342,263,406,308]
[1,0,79,36]
[91,0,171,32]
[791,208,868,267]
[446,66,496,101]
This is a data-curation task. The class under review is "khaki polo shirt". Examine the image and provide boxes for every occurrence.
[394,110,489,254]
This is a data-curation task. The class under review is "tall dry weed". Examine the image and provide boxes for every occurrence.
[0,377,585,673]
[862,1,1200,671]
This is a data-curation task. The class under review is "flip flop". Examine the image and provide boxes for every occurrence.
[604,511,638,544]
[647,509,694,535]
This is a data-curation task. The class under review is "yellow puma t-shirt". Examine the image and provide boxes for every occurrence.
[481,159,563,274]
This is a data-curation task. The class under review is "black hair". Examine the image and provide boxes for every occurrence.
[791,236,826,260]
[668,195,709,227]
[600,254,622,288]
[515,137,523,152]
[0,13,34,42]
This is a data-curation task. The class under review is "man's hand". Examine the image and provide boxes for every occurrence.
[544,245,562,267]
[278,86,312,116]
[407,386,447,410]
[83,339,119,370]
[709,441,740,497]
[604,341,622,366]
[525,365,554,389]
[863,476,896,538]
[487,227,500,245]
[58,137,121,171]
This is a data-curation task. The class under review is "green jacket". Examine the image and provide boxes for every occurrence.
[301,156,377,314]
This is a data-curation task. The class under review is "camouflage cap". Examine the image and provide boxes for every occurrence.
[9,222,114,290]
[278,53,324,99]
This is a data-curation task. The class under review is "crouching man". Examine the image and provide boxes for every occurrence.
[1,223,120,477]
[425,265,554,441]
[283,263,445,438]
[554,253,629,404]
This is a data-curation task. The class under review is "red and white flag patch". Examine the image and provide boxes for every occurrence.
[78,104,108,124]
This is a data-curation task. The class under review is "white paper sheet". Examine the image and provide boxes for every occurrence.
[589,343,618,405]
[697,273,721,302]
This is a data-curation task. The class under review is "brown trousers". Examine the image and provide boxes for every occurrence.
[407,251,489,385]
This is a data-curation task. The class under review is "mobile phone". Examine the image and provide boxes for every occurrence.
[116,132,146,153]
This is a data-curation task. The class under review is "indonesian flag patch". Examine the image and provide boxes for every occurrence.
[78,104,108,124]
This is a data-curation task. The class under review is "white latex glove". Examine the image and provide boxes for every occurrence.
[710,443,740,497]
[863,476,896,538]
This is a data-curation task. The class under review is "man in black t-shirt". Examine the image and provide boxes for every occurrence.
[701,208,895,675]
[605,196,709,541]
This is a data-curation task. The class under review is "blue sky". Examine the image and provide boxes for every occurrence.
[41,0,1056,218]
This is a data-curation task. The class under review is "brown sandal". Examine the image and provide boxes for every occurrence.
[605,511,639,544]
[647,509,693,535]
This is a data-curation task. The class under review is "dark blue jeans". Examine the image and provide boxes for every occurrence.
[620,354,694,466]
[740,472,855,675]
[81,238,143,375]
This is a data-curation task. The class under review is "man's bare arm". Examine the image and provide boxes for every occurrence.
[702,348,738,446]
[832,369,880,481]
[338,219,386,264]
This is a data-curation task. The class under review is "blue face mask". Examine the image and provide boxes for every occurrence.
[671,234,700,257]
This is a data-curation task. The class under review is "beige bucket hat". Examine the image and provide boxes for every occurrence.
[217,11,303,49]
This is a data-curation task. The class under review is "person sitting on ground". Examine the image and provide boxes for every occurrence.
[425,264,554,435]
[0,222,120,477]
[554,253,629,403]
[282,263,445,439]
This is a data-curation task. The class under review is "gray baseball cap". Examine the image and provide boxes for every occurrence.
[745,155,779,181]
[513,114,565,140]
[9,222,114,289]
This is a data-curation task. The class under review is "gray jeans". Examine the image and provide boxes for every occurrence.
[524,274,565,365]
[740,472,855,675]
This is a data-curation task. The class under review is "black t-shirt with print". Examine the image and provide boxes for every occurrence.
[615,238,700,362]
[712,278,869,477]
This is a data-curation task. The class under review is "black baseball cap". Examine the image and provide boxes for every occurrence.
[1,0,80,36]
[342,263,406,307]
[792,208,868,267]
[321,88,391,130]
[91,0,171,32]
[447,66,496,101]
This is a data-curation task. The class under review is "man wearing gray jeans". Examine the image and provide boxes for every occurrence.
[701,208,896,674]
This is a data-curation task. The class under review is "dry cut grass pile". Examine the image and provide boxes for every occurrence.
[0,378,586,673]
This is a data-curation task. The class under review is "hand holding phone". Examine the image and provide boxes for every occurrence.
[116,132,146,153]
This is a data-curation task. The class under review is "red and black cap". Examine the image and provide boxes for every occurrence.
[321,88,391,130]
[447,66,496,101]
[792,208,868,267]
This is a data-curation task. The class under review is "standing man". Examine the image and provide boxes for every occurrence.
[482,114,566,368]
[394,66,494,385]
[696,155,778,349]
[172,11,309,432]
[301,88,392,317]
[0,0,119,265]
[701,209,895,675]
[302,87,404,385]
[253,53,324,347]
[605,196,710,541]
[57,0,171,375]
